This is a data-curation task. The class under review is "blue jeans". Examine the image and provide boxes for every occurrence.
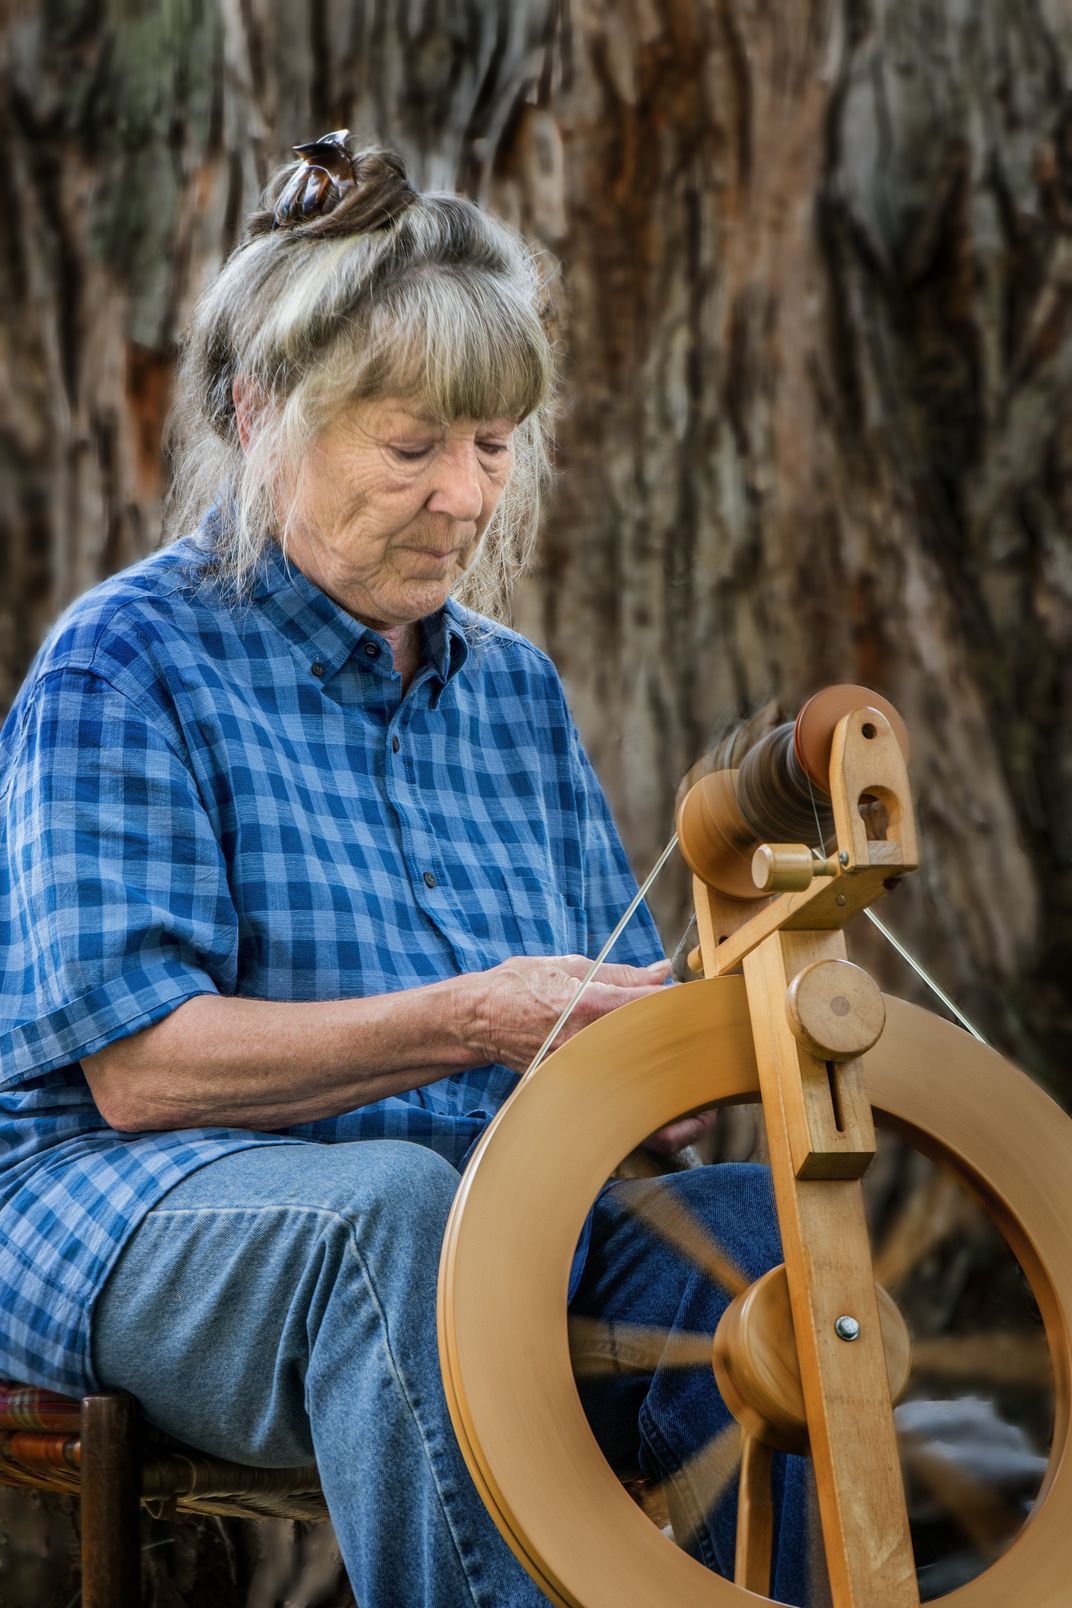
[92,1142,810,1606]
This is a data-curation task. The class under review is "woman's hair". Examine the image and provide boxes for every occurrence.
[165,140,556,618]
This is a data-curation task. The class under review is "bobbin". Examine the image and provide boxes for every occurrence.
[676,685,912,902]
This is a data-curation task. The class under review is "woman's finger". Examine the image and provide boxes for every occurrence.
[554,956,670,985]
[564,979,667,1021]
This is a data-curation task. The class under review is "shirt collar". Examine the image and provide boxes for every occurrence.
[424,595,471,683]
[250,537,470,686]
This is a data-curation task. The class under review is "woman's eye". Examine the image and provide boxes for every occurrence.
[477,440,510,457]
[390,444,434,463]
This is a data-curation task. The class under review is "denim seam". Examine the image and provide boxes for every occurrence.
[638,1400,725,1574]
[146,1200,495,1608]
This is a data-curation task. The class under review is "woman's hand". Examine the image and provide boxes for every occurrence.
[462,956,715,1156]
[641,1110,719,1156]
[462,953,671,1074]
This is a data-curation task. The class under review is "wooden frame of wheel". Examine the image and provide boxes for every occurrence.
[437,977,1072,1607]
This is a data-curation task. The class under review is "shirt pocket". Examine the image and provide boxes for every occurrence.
[487,861,580,957]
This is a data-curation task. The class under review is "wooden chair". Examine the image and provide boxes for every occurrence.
[0,1380,325,1607]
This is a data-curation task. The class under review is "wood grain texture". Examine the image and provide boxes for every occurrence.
[712,1263,912,1456]
[786,958,886,1062]
[440,980,1072,1607]
[741,934,917,1605]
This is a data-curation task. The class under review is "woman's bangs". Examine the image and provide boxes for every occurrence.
[366,271,550,424]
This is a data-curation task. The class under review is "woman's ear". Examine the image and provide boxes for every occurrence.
[232,376,259,452]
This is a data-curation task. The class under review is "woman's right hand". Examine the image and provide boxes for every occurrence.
[461,953,671,1074]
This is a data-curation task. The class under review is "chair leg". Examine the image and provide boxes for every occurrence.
[80,1391,141,1608]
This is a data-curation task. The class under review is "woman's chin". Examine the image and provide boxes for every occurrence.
[378,576,458,626]
[356,548,478,626]
[400,555,476,615]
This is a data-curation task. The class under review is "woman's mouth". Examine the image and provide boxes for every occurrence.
[404,546,460,563]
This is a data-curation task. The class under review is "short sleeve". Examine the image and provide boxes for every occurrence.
[566,722,666,968]
[0,668,238,1085]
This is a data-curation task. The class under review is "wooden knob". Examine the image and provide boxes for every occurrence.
[751,843,816,892]
[785,959,885,1061]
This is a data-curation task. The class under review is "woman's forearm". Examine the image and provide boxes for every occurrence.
[80,979,480,1133]
[80,953,670,1133]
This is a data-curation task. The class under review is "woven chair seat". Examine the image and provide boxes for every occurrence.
[0,1380,327,1522]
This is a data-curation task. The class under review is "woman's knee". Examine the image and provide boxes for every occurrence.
[302,1141,461,1292]
[338,1140,459,1230]
[665,1162,782,1279]
[206,1139,460,1241]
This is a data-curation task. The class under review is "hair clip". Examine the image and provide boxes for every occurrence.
[273,130,355,229]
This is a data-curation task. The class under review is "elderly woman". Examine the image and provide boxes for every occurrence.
[0,139,808,1605]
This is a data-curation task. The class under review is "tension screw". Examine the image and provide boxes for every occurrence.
[834,1315,861,1342]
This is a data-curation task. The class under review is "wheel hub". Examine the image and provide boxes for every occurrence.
[711,1263,912,1455]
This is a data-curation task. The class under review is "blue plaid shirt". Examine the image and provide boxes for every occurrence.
[0,530,661,1394]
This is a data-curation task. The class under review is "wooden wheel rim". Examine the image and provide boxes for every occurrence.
[438,978,1072,1607]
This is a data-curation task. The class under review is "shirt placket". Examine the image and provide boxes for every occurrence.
[383,668,476,971]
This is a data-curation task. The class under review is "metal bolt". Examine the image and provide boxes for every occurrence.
[834,1314,860,1342]
[835,893,847,907]
[839,851,850,866]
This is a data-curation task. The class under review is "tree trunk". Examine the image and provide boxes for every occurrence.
[3,1,1071,1603]
[505,0,1072,1095]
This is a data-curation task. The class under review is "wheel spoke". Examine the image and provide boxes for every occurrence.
[911,1331,1052,1389]
[872,1170,971,1292]
[611,1177,749,1296]
[568,1316,714,1377]
[647,1419,743,1552]
[899,1430,1024,1556]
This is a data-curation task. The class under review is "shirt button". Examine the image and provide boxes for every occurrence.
[363,642,380,659]
[310,660,326,678]
[423,870,437,888]
[391,735,400,753]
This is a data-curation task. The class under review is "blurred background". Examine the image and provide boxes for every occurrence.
[1,1,1070,1603]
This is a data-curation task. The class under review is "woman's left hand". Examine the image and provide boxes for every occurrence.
[641,1110,718,1157]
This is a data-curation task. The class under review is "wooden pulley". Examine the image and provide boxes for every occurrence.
[711,1263,911,1456]
[794,685,910,790]
[676,768,769,902]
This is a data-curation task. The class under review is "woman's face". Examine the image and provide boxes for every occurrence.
[281,397,516,629]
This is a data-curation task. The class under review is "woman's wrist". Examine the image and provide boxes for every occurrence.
[436,969,495,1067]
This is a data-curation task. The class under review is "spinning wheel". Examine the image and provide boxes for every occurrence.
[438,691,1072,1607]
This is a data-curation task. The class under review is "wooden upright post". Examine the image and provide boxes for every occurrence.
[742,929,919,1607]
[81,1391,142,1608]
[683,704,923,1604]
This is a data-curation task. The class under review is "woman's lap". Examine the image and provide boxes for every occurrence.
[90,1140,811,1606]
[91,1138,553,1607]
[91,1139,461,1464]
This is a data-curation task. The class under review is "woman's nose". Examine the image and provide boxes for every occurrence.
[426,445,484,521]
